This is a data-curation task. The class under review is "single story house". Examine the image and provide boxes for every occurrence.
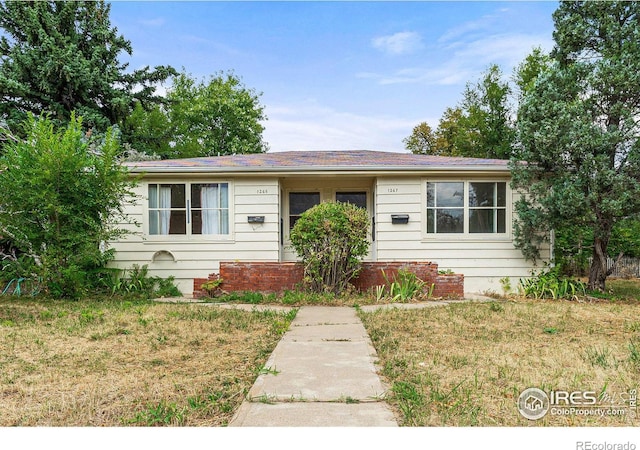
[110,150,549,296]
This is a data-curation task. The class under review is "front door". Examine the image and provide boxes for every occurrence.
[280,178,375,261]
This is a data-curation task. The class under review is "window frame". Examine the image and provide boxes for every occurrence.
[422,178,511,241]
[288,191,321,231]
[144,180,233,241]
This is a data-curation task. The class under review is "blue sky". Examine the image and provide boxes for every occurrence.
[109,1,559,153]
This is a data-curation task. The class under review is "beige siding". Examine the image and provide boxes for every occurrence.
[110,173,549,296]
[108,178,281,294]
[375,177,550,294]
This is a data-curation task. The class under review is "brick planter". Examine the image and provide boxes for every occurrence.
[194,261,464,299]
[350,262,439,292]
[220,262,304,293]
[433,273,465,298]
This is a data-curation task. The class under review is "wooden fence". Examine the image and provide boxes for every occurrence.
[596,256,640,278]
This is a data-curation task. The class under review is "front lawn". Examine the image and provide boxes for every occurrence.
[593,278,640,301]
[360,299,640,426]
[1,277,638,427]
[0,297,295,426]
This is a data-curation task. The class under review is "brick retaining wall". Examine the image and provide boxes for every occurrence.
[221,262,304,293]
[194,261,464,299]
[350,262,439,291]
[433,273,465,298]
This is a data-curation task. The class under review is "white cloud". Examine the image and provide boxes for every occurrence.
[362,4,554,89]
[262,101,431,153]
[179,34,244,58]
[357,63,473,86]
[453,33,554,69]
[372,31,424,56]
[438,12,500,44]
[138,17,166,27]
[359,31,553,87]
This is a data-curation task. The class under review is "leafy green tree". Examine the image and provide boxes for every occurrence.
[403,122,436,155]
[166,71,268,158]
[405,65,514,159]
[121,102,172,158]
[555,218,640,276]
[511,1,640,291]
[610,218,640,259]
[432,107,465,156]
[553,224,594,276]
[289,202,370,296]
[0,1,175,135]
[0,114,136,298]
[457,64,514,159]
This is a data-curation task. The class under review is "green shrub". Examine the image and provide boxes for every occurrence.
[0,254,37,283]
[379,269,431,302]
[518,266,587,300]
[0,114,137,299]
[199,275,224,298]
[289,201,369,295]
[108,264,181,299]
[153,276,182,298]
[0,253,41,296]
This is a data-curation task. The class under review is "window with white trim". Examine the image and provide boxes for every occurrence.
[426,181,506,234]
[148,183,229,236]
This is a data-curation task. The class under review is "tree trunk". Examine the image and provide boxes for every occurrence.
[588,233,616,292]
[588,240,607,291]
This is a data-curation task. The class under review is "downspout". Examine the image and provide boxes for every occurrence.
[549,229,555,266]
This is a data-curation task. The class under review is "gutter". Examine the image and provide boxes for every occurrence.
[125,165,511,176]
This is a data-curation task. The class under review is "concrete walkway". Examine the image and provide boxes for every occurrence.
[228,306,398,427]
[155,295,494,426]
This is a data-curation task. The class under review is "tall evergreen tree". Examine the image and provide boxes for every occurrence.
[0,1,175,134]
[511,1,640,291]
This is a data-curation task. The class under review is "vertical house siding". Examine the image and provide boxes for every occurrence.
[108,178,281,294]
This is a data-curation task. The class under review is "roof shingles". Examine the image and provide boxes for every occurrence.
[125,150,509,172]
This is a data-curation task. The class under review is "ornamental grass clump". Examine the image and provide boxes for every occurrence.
[289,201,369,295]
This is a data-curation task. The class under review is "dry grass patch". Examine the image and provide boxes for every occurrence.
[0,297,296,426]
[360,299,640,426]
